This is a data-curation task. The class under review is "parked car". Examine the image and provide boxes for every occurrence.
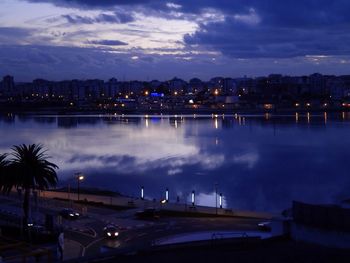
[257,221,271,231]
[103,224,119,238]
[27,223,57,243]
[59,208,80,220]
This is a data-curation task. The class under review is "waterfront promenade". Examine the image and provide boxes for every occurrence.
[40,189,273,220]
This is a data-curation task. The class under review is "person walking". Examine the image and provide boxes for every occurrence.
[57,232,64,261]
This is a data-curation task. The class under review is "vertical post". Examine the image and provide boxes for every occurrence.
[191,191,195,206]
[215,183,218,215]
[141,186,144,200]
[75,173,84,202]
[68,184,71,204]
[219,193,222,209]
[77,178,80,201]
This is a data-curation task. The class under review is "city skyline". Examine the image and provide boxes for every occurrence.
[1,0,350,81]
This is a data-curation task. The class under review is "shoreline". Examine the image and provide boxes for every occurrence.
[1,107,350,116]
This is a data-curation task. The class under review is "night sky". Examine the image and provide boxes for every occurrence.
[1,0,350,81]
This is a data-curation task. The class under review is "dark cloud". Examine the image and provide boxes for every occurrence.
[62,15,94,24]
[23,0,350,59]
[1,44,350,82]
[0,27,33,44]
[182,1,350,58]
[24,0,155,9]
[62,11,134,24]
[0,27,32,37]
[184,21,350,58]
[89,40,128,46]
[98,12,134,23]
[4,1,350,78]
[0,27,54,45]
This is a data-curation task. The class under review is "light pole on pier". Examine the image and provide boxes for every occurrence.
[75,172,84,201]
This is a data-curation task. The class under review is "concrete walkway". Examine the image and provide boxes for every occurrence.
[39,190,273,220]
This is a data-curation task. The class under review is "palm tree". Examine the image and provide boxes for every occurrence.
[0,154,10,191]
[4,144,59,227]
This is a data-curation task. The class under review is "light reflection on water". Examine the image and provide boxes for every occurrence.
[1,112,350,213]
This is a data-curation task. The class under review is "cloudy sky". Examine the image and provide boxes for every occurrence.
[1,0,350,81]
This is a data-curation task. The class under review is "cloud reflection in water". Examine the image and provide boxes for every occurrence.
[1,114,350,213]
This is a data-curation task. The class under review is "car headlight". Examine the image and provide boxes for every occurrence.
[114,232,119,236]
[107,232,112,237]
[69,213,74,217]
[75,213,80,216]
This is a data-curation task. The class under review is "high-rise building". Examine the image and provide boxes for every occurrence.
[2,75,15,96]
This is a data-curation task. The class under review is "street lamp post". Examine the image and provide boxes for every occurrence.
[75,173,84,201]
[68,183,72,207]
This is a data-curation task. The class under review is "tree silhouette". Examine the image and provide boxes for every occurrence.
[0,144,59,228]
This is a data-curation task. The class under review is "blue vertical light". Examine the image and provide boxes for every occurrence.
[219,193,222,209]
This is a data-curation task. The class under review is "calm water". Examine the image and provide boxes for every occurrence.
[1,112,350,213]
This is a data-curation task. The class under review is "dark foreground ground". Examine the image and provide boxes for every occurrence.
[86,237,350,263]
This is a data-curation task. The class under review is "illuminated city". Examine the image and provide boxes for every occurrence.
[1,1,350,262]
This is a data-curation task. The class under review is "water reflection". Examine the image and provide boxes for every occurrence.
[0,113,350,213]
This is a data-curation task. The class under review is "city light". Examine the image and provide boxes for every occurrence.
[165,188,169,202]
[191,191,195,206]
[264,104,273,110]
[141,186,144,200]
